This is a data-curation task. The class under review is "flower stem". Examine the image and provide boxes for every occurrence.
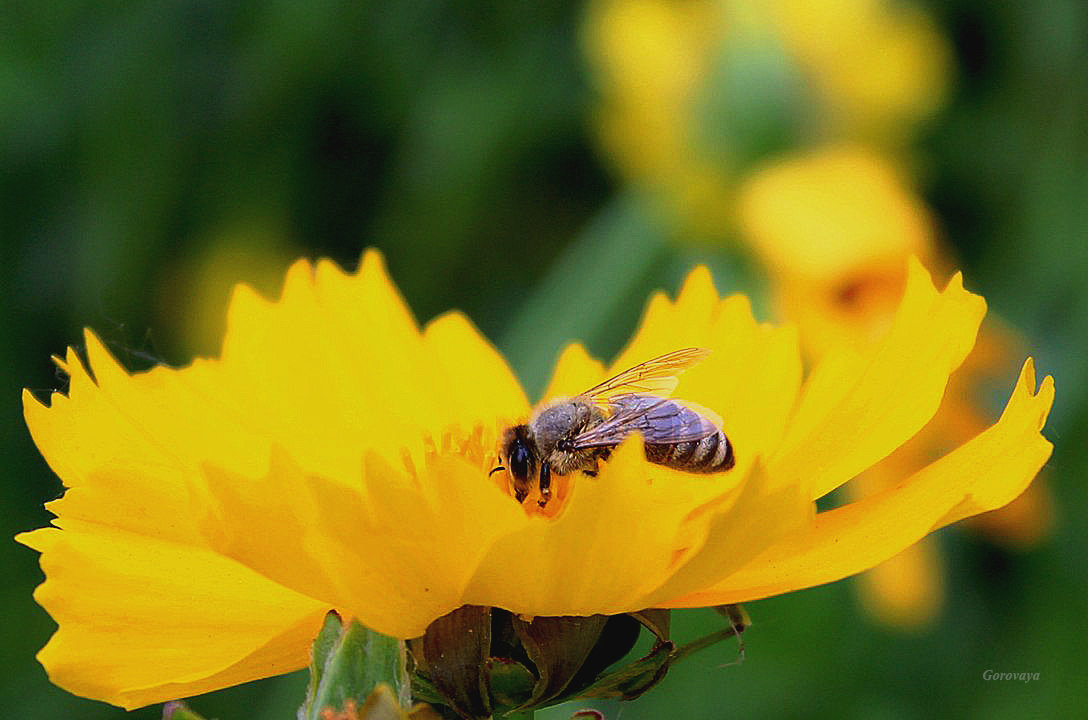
[671,623,744,665]
[502,711,535,720]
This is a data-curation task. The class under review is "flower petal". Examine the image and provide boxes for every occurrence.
[23,337,272,546]
[16,523,325,710]
[199,445,528,640]
[737,146,934,284]
[609,267,803,470]
[541,342,606,401]
[21,250,539,702]
[21,335,326,709]
[649,465,812,607]
[609,267,719,367]
[216,252,437,477]
[422,311,530,425]
[671,359,1053,607]
[463,437,739,618]
[769,258,986,499]
[212,251,531,478]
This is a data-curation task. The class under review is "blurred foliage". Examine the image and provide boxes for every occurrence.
[2,0,1087,718]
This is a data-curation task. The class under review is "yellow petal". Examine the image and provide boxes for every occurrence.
[769,258,985,499]
[199,445,528,640]
[649,465,812,607]
[609,266,719,367]
[610,266,803,471]
[738,146,934,284]
[422,311,530,425]
[462,437,736,617]
[21,332,325,709]
[16,523,325,710]
[212,251,530,479]
[216,253,433,477]
[672,359,1053,607]
[21,250,538,704]
[23,336,270,546]
[842,447,944,628]
[966,477,1053,549]
[540,342,606,401]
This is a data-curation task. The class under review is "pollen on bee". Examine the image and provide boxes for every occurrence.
[509,474,577,520]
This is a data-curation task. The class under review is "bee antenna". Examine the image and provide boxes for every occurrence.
[488,466,506,476]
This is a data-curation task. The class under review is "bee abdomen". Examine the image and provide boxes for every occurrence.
[646,431,734,473]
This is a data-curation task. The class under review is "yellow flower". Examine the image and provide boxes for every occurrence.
[773,0,951,143]
[582,0,950,230]
[18,250,1052,708]
[737,146,1054,627]
[156,224,299,357]
[738,145,935,355]
[581,0,730,228]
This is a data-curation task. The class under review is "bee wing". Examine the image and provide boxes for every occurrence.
[568,394,720,450]
[576,347,710,403]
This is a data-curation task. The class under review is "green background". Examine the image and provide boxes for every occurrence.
[2,1,1086,718]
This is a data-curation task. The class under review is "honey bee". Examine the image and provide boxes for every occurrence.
[493,348,734,506]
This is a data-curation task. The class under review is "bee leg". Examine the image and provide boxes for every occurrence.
[582,457,602,477]
[537,462,552,507]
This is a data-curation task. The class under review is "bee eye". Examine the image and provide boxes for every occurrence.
[509,442,532,480]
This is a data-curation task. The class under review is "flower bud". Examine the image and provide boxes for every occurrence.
[407,606,684,719]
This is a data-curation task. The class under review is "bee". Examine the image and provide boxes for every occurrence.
[493,348,733,506]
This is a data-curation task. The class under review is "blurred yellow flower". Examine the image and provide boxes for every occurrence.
[19,251,1052,707]
[582,0,727,227]
[582,0,950,229]
[773,0,951,143]
[737,146,1054,627]
[156,224,299,358]
[738,145,934,355]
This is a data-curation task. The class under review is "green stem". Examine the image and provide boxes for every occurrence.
[670,624,744,666]
[502,711,535,720]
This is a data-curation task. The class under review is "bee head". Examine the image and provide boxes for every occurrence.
[498,424,537,503]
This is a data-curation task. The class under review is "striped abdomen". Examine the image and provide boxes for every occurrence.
[644,430,734,473]
[598,394,734,474]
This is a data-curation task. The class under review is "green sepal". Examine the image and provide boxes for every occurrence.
[511,614,610,708]
[301,611,410,720]
[302,609,347,715]
[409,605,747,717]
[407,666,446,707]
[486,658,538,713]
[419,605,493,720]
[628,609,671,643]
[577,637,675,702]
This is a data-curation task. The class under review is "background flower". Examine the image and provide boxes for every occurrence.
[582,0,949,234]
[583,0,1060,633]
[737,146,1054,627]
